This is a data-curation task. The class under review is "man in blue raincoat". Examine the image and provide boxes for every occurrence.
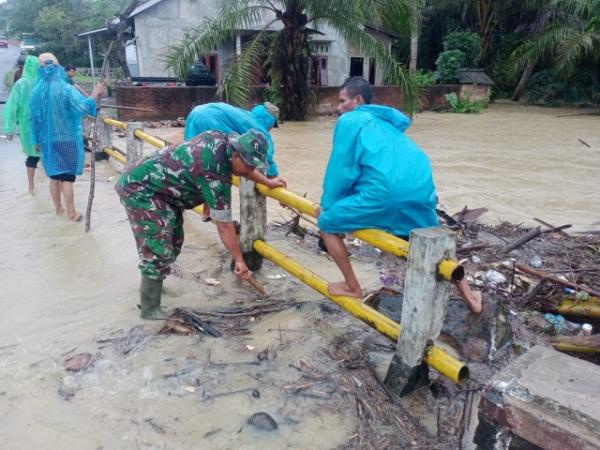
[315,77,481,313]
[29,53,104,221]
[183,101,285,219]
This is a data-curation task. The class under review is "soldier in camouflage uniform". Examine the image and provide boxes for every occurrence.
[116,129,287,319]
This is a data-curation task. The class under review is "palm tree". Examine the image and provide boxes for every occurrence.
[164,0,419,120]
[510,0,600,100]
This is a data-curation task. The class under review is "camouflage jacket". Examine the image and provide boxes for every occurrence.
[117,131,234,222]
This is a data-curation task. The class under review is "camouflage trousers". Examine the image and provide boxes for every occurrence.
[117,185,184,280]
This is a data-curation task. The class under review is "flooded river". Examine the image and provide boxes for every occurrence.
[0,102,598,449]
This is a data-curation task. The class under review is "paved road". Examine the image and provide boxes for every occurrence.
[0,44,21,103]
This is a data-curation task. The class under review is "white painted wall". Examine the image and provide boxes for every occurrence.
[134,0,393,85]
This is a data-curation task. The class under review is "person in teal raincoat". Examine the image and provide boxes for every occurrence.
[29,53,104,221]
[315,77,482,313]
[184,101,285,220]
[3,55,39,194]
[184,102,280,176]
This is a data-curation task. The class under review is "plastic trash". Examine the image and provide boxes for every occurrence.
[544,313,565,334]
[581,323,593,336]
[471,255,482,264]
[544,313,581,335]
[529,255,543,268]
[485,270,507,284]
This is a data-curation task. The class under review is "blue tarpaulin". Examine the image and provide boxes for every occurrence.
[318,105,439,237]
[184,102,278,176]
[29,64,96,177]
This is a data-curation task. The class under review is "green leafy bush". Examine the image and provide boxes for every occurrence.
[414,70,438,88]
[443,31,481,67]
[444,92,487,113]
[435,50,464,84]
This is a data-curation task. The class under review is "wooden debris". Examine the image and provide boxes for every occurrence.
[193,301,307,318]
[500,227,541,253]
[452,206,488,224]
[245,274,269,298]
[552,335,600,354]
[159,308,222,337]
[515,262,600,297]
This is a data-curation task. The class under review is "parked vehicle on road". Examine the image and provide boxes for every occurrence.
[0,36,8,48]
[185,61,216,86]
[19,33,41,51]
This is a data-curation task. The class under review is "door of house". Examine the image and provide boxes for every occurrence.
[310,56,329,86]
[369,58,376,84]
[201,53,219,83]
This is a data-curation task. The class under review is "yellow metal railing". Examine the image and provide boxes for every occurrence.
[100,117,470,383]
[253,240,468,383]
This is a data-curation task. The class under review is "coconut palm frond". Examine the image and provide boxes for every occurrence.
[218,29,272,106]
[509,24,572,74]
[217,0,273,31]
[556,29,596,73]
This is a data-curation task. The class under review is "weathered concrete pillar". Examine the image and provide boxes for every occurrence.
[126,121,144,168]
[385,227,455,396]
[96,110,112,161]
[235,34,242,56]
[239,177,266,271]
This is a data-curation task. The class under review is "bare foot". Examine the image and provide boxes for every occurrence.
[56,206,65,215]
[328,281,363,298]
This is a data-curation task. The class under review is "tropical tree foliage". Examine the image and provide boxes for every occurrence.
[7,0,129,66]
[165,0,420,120]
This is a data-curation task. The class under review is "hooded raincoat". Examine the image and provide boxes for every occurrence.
[318,105,438,237]
[184,102,279,176]
[3,55,39,156]
[29,64,96,177]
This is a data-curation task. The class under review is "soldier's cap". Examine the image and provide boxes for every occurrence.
[38,53,59,66]
[229,130,268,170]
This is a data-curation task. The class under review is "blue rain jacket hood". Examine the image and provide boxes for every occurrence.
[29,64,96,177]
[318,104,438,237]
[184,102,278,176]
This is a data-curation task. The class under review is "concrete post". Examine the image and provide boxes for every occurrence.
[126,121,144,168]
[384,227,456,396]
[239,177,266,271]
[96,110,112,161]
[235,34,242,56]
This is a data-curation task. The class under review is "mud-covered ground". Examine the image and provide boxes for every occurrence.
[1,102,599,450]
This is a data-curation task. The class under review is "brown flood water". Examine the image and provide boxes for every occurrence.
[0,102,598,449]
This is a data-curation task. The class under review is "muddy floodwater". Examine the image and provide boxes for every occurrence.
[0,102,599,449]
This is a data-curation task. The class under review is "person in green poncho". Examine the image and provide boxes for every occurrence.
[3,55,39,195]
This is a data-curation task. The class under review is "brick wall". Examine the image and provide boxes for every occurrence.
[309,86,407,116]
[116,86,218,121]
[115,84,490,121]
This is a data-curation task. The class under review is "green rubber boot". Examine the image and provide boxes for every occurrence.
[139,276,167,320]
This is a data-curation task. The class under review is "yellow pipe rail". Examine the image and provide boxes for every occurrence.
[104,147,127,165]
[134,129,167,149]
[100,119,468,383]
[253,239,469,383]
[232,176,463,282]
[103,118,127,130]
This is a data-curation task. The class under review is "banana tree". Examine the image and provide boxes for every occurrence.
[164,0,420,120]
